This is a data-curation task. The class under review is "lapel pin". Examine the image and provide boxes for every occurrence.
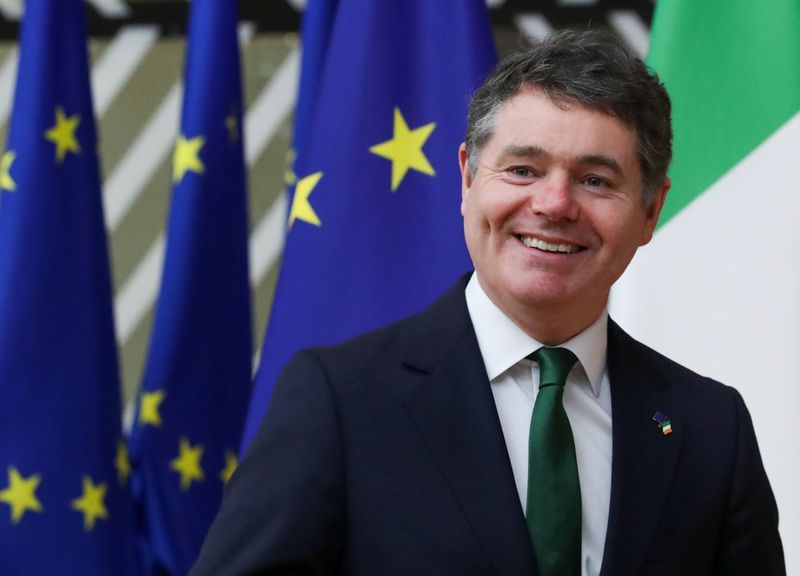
[652,411,673,436]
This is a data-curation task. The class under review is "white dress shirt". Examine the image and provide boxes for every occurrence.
[465,273,612,576]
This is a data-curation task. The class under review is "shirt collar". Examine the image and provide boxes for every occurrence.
[465,272,607,397]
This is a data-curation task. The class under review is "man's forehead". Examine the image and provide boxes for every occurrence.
[497,86,636,137]
[488,90,636,151]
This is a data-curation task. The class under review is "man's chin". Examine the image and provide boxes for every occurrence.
[504,276,578,306]
[479,271,595,312]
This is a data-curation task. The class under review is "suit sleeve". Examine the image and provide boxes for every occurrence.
[713,388,785,575]
[190,350,345,576]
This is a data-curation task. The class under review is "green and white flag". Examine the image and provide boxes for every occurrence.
[611,1,800,569]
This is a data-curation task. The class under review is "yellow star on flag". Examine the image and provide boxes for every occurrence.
[172,134,205,183]
[171,438,205,490]
[220,450,238,484]
[0,467,43,524]
[288,171,323,229]
[369,107,436,191]
[44,106,81,163]
[115,440,131,485]
[71,476,109,531]
[139,389,166,427]
[1,150,16,191]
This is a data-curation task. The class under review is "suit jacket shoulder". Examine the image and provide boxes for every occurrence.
[602,321,785,575]
[192,275,536,576]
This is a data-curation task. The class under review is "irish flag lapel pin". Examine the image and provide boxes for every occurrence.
[652,411,673,436]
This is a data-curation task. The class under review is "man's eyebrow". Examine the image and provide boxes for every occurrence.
[497,144,549,160]
[576,154,623,175]
[496,146,625,176]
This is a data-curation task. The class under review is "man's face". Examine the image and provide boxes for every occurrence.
[460,87,668,339]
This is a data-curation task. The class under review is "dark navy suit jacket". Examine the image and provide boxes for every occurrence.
[191,276,784,575]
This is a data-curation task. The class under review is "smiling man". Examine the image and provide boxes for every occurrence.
[192,30,785,576]
[460,86,666,346]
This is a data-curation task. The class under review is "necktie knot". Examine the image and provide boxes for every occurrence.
[530,347,578,388]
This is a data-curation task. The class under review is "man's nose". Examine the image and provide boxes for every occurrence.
[530,173,579,222]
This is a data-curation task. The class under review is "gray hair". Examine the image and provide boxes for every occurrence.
[465,29,672,207]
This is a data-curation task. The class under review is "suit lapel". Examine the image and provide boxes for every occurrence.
[398,277,537,576]
[600,321,685,576]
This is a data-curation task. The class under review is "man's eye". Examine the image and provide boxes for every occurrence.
[585,175,607,187]
[509,166,533,177]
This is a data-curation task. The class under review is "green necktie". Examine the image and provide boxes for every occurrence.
[526,347,581,576]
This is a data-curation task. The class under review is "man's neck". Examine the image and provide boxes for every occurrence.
[465,274,608,388]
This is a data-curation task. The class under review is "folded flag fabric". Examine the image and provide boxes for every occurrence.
[128,0,252,573]
[0,0,137,573]
[242,0,497,451]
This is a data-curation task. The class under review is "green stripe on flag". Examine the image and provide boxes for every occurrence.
[647,0,800,226]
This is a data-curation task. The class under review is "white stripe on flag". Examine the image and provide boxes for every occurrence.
[611,111,800,564]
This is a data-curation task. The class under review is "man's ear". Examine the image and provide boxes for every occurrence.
[459,143,471,216]
[640,177,670,246]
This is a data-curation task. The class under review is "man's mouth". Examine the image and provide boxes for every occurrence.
[518,235,584,254]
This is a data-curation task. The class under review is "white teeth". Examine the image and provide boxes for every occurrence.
[521,236,578,254]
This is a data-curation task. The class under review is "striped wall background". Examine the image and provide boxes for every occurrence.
[0,0,655,410]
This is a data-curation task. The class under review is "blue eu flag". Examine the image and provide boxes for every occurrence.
[290,0,339,179]
[242,0,497,449]
[0,0,137,573]
[127,0,252,573]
